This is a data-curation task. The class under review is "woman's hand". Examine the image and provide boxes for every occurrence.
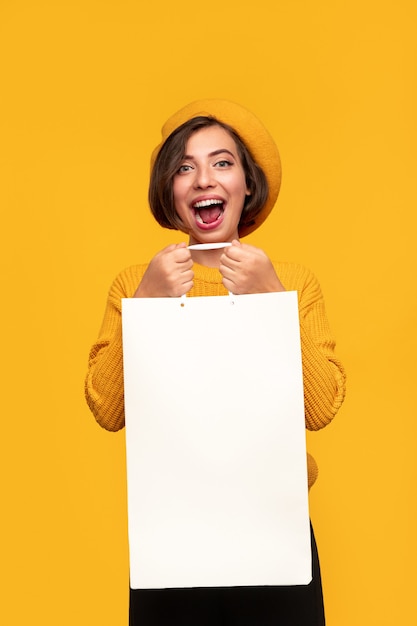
[134,243,194,297]
[219,240,285,294]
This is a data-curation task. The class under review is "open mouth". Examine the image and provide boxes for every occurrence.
[193,198,224,226]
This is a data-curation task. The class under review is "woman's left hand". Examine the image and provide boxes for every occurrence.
[219,240,285,294]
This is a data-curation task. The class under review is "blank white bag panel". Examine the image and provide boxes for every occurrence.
[122,291,311,590]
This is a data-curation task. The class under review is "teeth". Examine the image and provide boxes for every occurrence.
[193,199,223,209]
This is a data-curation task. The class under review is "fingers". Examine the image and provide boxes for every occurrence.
[219,243,245,293]
[157,243,192,270]
[219,242,284,294]
[162,245,193,295]
[172,243,193,266]
[134,243,194,297]
[219,240,253,277]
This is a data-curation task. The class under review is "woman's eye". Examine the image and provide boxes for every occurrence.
[215,160,233,168]
[178,164,193,174]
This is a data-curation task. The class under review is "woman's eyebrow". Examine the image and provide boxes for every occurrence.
[208,148,235,158]
[182,148,236,160]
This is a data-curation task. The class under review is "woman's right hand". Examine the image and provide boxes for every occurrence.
[133,243,194,297]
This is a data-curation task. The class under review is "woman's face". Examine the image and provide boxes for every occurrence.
[172,125,250,244]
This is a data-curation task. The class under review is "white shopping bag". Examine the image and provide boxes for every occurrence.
[122,291,311,590]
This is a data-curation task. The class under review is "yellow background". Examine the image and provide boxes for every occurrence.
[1,1,416,624]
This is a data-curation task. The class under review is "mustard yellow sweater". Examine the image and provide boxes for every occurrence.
[85,261,346,489]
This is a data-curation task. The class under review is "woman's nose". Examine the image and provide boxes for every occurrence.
[194,165,215,189]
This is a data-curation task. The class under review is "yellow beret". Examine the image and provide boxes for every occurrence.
[151,99,282,237]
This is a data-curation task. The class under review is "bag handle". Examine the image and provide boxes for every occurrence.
[181,242,235,305]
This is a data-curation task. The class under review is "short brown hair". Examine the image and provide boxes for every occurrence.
[148,116,269,234]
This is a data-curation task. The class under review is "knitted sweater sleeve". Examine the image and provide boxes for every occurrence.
[281,263,346,431]
[85,265,145,431]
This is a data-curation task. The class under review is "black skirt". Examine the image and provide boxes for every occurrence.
[129,525,325,625]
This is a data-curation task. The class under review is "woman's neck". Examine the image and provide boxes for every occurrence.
[189,248,223,267]
[187,239,237,267]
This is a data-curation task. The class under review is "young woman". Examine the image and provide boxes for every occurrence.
[85,99,346,625]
